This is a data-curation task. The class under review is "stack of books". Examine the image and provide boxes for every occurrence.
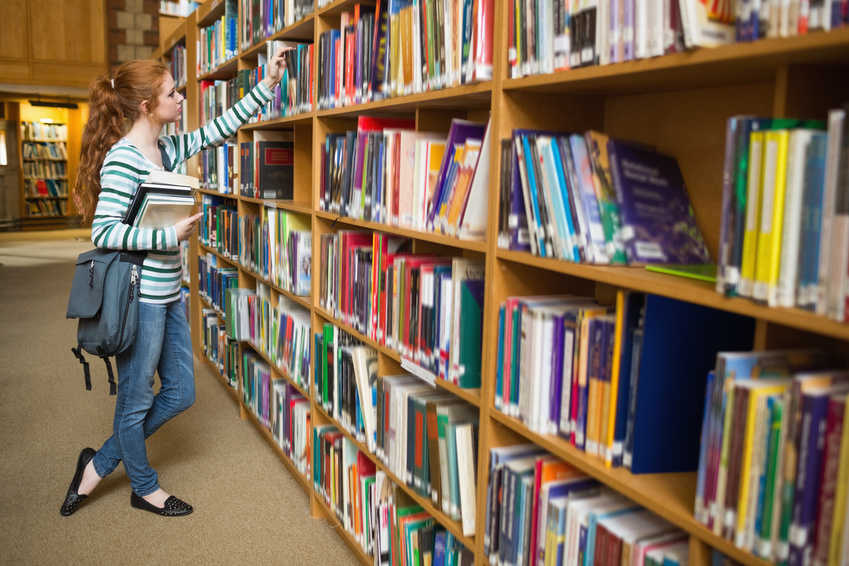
[125,170,199,229]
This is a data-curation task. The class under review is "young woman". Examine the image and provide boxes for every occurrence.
[61,48,290,517]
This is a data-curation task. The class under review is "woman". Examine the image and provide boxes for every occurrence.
[61,48,290,517]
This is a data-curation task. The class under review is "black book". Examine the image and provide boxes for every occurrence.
[124,182,193,227]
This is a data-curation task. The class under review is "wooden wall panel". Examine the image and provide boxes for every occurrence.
[0,0,29,60]
[28,0,106,65]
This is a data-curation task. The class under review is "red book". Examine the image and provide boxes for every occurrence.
[812,394,846,564]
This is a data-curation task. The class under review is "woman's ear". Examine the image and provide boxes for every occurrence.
[139,100,150,117]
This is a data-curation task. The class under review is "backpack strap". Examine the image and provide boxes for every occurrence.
[71,344,92,391]
[158,141,173,172]
[103,357,117,396]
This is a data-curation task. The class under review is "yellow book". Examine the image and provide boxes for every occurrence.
[829,393,849,565]
[735,380,791,549]
[752,129,790,304]
[738,131,766,298]
[604,290,627,467]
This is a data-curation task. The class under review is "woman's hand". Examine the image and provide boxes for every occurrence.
[262,46,295,90]
[175,212,204,242]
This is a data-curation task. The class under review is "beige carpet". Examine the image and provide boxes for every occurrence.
[0,231,357,565]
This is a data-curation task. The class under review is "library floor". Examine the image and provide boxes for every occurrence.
[0,230,357,565]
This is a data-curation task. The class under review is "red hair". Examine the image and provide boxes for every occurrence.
[75,60,168,223]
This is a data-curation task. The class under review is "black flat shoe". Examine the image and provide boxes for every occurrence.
[130,491,193,517]
[60,447,97,516]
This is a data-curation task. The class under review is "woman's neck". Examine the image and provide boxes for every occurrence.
[125,116,162,151]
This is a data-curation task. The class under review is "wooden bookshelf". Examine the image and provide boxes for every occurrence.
[169,0,849,564]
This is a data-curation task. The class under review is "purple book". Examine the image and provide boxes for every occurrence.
[509,139,532,252]
[426,119,487,230]
[790,384,849,566]
[549,312,566,434]
[623,0,635,61]
[607,139,711,265]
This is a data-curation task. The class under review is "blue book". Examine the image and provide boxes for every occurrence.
[628,294,755,474]
[797,132,828,308]
[433,530,447,566]
[495,305,506,411]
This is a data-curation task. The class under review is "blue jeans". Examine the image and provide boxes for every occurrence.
[91,300,195,496]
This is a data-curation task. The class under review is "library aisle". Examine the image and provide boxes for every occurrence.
[0,230,357,564]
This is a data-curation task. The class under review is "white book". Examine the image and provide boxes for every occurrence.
[817,109,846,316]
[776,129,817,307]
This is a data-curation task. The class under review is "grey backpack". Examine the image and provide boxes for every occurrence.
[66,248,146,394]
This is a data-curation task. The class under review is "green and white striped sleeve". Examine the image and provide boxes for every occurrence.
[160,80,276,166]
[91,145,178,251]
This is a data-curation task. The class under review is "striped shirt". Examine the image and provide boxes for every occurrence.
[92,81,274,304]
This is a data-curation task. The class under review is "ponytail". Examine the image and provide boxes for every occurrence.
[75,60,168,223]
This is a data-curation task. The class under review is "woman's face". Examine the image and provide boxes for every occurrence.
[153,73,184,124]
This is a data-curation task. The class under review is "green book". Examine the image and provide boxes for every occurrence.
[456,278,485,388]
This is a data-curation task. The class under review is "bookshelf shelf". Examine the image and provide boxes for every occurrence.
[195,0,226,27]
[311,489,374,566]
[199,241,239,269]
[199,356,240,403]
[240,15,316,59]
[314,210,488,253]
[497,249,849,342]
[241,395,312,495]
[198,55,240,81]
[315,82,493,118]
[501,27,849,96]
[313,402,476,550]
[489,410,773,566]
[176,0,849,562]
[317,0,376,18]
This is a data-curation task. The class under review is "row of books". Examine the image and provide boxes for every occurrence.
[375,374,480,535]
[314,323,374,447]
[22,141,67,160]
[167,44,188,89]
[201,308,240,388]
[715,107,849,324]
[496,291,756,474]
[318,230,486,388]
[315,0,493,110]
[510,0,849,81]
[314,320,482,535]
[313,423,378,555]
[694,349,849,565]
[160,0,199,17]
[197,0,239,76]
[25,199,67,216]
[198,251,238,314]
[239,130,295,200]
[199,138,238,192]
[24,179,67,198]
[485,446,691,566]
[371,471,475,566]
[225,283,312,388]
[271,379,311,478]
[260,39,314,118]
[199,194,237,256]
[21,121,66,142]
[320,116,490,240]
[240,0,313,52]
[23,161,67,180]
[243,347,274,429]
[239,206,312,296]
[312,426,474,565]
[497,128,710,267]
